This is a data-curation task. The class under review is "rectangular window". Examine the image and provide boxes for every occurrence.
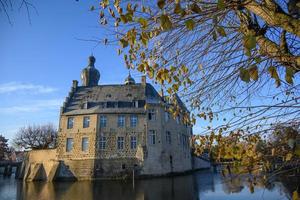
[130,136,137,149]
[177,133,181,145]
[182,134,186,149]
[118,115,125,127]
[66,138,74,152]
[99,136,106,150]
[67,117,74,129]
[81,137,89,152]
[100,116,107,127]
[165,111,170,122]
[148,109,156,121]
[176,116,180,124]
[149,130,156,145]
[130,115,138,127]
[83,116,90,128]
[166,131,171,144]
[117,136,124,149]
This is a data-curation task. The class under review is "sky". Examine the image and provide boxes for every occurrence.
[0,0,205,143]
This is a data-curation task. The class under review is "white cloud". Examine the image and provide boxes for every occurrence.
[0,82,57,94]
[0,99,63,114]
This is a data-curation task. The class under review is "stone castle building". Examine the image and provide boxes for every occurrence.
[54,55,193,179]
[19,56,211,182]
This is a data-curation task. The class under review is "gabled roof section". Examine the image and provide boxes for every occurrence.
[61,83,161,115]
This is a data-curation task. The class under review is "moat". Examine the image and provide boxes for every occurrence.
[0,169,298,200]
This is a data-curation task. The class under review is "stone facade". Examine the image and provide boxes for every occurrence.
[22,56,199,181]
[53,56,193,180]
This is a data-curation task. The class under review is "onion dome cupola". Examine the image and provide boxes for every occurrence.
[80,55,100,86]
[124,72,136,85]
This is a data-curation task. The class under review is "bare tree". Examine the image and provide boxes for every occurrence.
[94,0,300,137]
[0,135,9,160]
[13,124,57,150]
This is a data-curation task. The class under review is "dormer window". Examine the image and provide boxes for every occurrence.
[81,101,89,109]
[148,109,156,121]
[106,94,112,98]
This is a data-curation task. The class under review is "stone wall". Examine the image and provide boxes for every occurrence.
[192,157,211,170]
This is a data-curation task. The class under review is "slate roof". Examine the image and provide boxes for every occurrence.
[62,83,162,115]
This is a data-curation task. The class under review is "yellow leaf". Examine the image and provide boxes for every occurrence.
[249,65,258,81]
[268,66,281,87]
[244,34,256,51]
[174,3,182,14]
[185,19,195,31]
[285,67,295,85]
[271,148,275,156]
[239,68,250,83]
[119,39,128,48]
[292,190,299,200]
[157,0,165,9]
[217,0,225,9]
[160,14,172,30]
[190,3,202,13]
[286,153,293,161]
[217,27,226,37]
[138,17,148,29]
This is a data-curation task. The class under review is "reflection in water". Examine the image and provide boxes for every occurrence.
[0,170,296,200]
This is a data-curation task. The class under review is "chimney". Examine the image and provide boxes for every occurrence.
[141,75,146,86]
[160,88,164,97]
[72,80,78,90]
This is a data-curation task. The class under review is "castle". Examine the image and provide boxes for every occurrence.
[55,55,193,179]
[19,56,210,181]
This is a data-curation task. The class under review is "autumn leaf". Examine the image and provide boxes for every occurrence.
[217,27,226,37]
[190,3,202,13]
[268,66,281,87]
[244,34,256,51]
[160,14,172,30]
[292,190,299,200]
[239,68,250,83]
[185,19,195,31]
[249,65,258,81]
[285,67,295,85]
[138,17,148,29]
[217,0,225,10]
[119,39,128,48]
[157,0,165,9]
[286,153,293,161]
[174,3,182,14]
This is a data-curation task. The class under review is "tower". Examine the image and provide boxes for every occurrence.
[80,55,100,86]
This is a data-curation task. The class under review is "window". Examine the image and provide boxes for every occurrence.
[66,138,74,152]
[118,115,125,127]
[83,116,90,128]
[177,133,181,145]
[165,111,170,122]
[130,136,137,149]
[182,134,186,149]
[81,137,89,152]
[130,115,138,127]
[166,131,171,144]
[99,136,106,150]
[149,130,156,145]
[67,117,74,129]
[176,116,180,124]
[117,136,124,149]
[100,116,107,127]
[148,109,156,120]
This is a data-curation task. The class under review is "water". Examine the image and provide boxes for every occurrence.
[0,170,296,200]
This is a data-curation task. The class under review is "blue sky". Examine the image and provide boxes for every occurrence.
[0,0,206,142]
